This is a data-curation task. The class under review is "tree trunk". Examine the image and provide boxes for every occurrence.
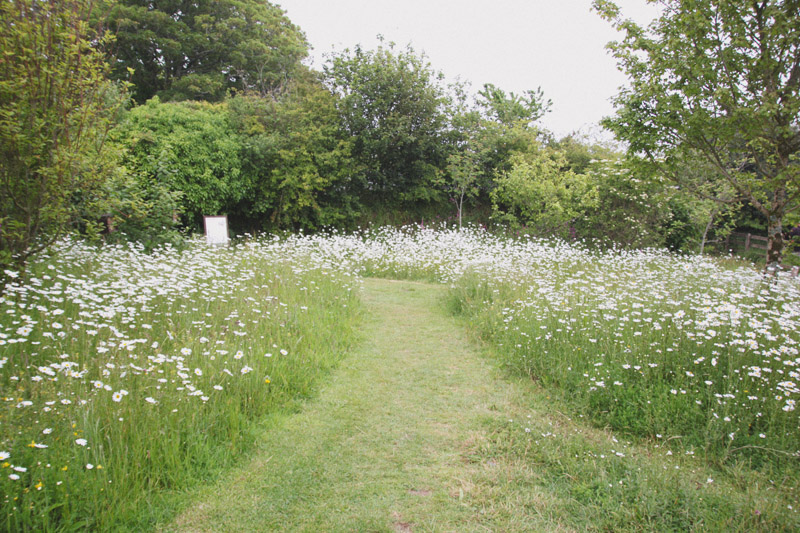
[699,208,717,255]
[766,214,784,274]
[457,190,465,229]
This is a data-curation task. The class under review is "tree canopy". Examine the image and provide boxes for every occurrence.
[476,83,551,127]
[115,98,245,227]
[4,0,782,273]
[324,40,453,206]
[595,0,800,269]
[228,74,357,230]
[106,0,309,103]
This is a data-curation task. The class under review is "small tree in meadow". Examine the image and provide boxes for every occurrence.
[445,151,481,228]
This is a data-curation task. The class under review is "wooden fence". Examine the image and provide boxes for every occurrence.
[726,232,769,253]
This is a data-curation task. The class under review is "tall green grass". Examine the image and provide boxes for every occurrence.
[447,254,800,469]
[0,239,360,531]
[285,224,799,469]
[4,225,797,529]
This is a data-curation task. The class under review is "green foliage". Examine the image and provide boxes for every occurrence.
[228,75,358,230]
[480,121,547,185]
[578,158,663,247]
[114,78,359,235]
[324,39,452,207]
[467,85,551,196]
[595,0,800,268]
[113,98,245,229]
[99,168,185,249]
[476,83,551,128]
[491,149,597,237]
[552,134,617,175]
[438,82,553,227]
[576,156,675,248]
[662,195,696,251]
[548,136,681,248]
[106,0,309,103]
[0,0,126,277]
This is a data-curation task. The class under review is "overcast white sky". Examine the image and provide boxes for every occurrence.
[275,0,661,140]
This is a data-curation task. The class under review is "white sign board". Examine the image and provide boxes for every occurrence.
[204,216,229,246]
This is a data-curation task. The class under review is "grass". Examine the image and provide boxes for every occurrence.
[0,238,360,531]
[445,249,800,467]
[2,225,799,530]
[168,278,799,531]
[167,278,517,531]
[466,378,799,531]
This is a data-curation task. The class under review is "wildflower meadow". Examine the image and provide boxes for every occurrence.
[1,225,799,530]
[0,237,360,530]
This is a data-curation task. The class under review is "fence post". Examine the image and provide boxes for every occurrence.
[745,233,751,252]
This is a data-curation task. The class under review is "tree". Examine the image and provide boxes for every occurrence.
[324,39,452,206]
[595,0,800,270]
[114,98,245,229]
[445,150,481,228]
[106,0,308,103]
[0,0,125,277]
[440,89,483,228]
[491,148,598,237]
[437,82,553,228]
[476,83,551,128]
[228,73,357,230]
[471,84,551,190]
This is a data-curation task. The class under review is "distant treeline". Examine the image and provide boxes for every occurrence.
[2,0,797,274]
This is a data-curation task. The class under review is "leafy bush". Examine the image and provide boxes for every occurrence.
[491,149,597,238]
[99,169,185,249]
[113,98,246,230]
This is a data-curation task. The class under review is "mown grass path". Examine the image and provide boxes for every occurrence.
[165,278,556,532]
[164,278,799,532]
